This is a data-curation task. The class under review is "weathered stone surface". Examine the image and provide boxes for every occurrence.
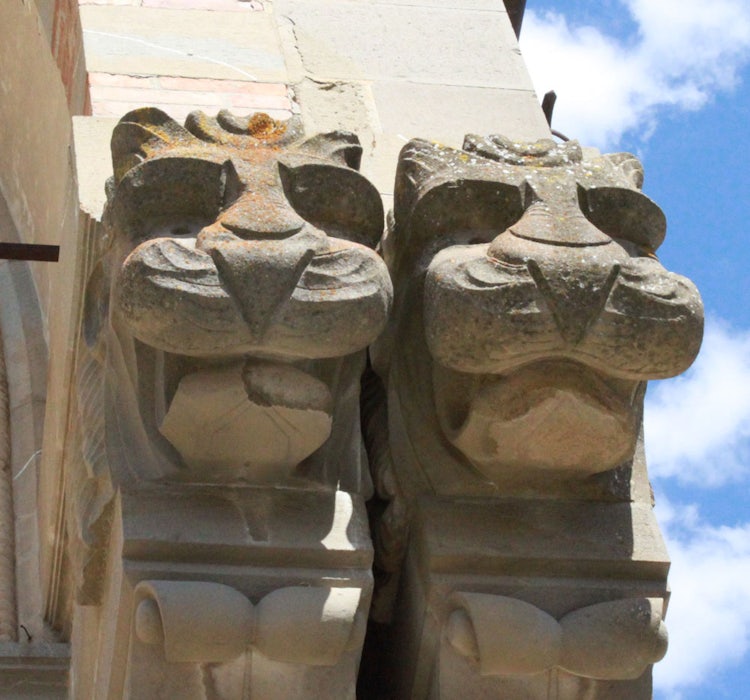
[363,134,703,698]
[276,1,533,88]
[77,107,391,493]
[374,134,703,495]
[80,6,288,82]
[67,109,389,697]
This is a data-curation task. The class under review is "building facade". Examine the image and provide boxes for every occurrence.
[0,1,702,697]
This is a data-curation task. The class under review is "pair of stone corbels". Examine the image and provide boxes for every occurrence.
[69,109,703,698]
[85,109,702,503]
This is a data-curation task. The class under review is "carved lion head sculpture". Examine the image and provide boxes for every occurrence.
[81,109,392,493]
[373,135,703,496]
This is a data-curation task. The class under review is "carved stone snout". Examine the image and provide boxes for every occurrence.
[425,225,702,380]
[116,228,392,360]
[445,593,667,680]
[133,581,366,666]
[425,210,702,478]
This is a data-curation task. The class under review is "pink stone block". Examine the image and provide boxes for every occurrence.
[78,1,140,6]
[91,85,225,106]
[228,93,291,110]
[157,76,287,96]
[79,0,263,6]
[91,100,145,118]
[88,72,157,89]
[92,99,292,124]
[140,0,263,10]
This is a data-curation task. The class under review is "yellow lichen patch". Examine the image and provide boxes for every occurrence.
[247,113,288,140]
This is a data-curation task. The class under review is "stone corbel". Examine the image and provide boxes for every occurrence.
[133,581,366,666]
[445,593,668,680]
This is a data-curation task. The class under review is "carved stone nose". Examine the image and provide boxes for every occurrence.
[219,188,305,240]
[526,256,620,345]
[488,202,621,345]
[196,225,316,339]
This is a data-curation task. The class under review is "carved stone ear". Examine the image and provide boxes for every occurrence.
[278,160,384,247]
[394,139,475,231]
[297,131,364,170]
[110,156,233,238]
[578,183,666,250]
[391,139,527,272]
[396,139,458,196]
[111,108,196,183]
[603,152,645,189]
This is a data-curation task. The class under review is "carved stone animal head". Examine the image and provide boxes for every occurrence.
[375,135,703,495]
[82,109,392,491]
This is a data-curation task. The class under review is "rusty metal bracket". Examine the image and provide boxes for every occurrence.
[0,244,60,262]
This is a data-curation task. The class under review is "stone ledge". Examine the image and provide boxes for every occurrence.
[121,486,374,570]
[413,496,669,580]
[0,642,69,699]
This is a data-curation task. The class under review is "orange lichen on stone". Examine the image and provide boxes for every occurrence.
[247,113,288,140]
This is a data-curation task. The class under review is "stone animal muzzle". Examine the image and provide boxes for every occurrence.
[387,135,703,484]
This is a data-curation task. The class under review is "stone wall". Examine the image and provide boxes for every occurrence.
[74,0,549,216]
[0,0,89,695]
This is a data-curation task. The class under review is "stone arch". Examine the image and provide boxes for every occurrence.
[0,237,51,642]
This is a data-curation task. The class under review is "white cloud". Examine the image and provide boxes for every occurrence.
[644,319,750,485]
[646,320,750,695]
[653,499,750,698]
[520,0,750,148]
[519,8,750,696]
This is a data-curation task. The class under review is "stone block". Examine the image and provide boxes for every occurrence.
[276,0,533,88]
[80,6,287,81]
[379,496,669,698]
[70,486,373,698]
[73,116,119,219]
[0,642,70,699]
[362,133,702,698]
[372,81,550,144]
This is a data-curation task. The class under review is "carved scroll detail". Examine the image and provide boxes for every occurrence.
[446,593,667,680]
[133,581,365,666]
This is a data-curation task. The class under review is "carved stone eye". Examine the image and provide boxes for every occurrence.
[278,161,384,247]
[111,156,240,240]
[578,184,666,250]
[146,217,212,242]
[408,179,527,253]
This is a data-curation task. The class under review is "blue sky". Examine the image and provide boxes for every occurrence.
[519,2,750,698]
